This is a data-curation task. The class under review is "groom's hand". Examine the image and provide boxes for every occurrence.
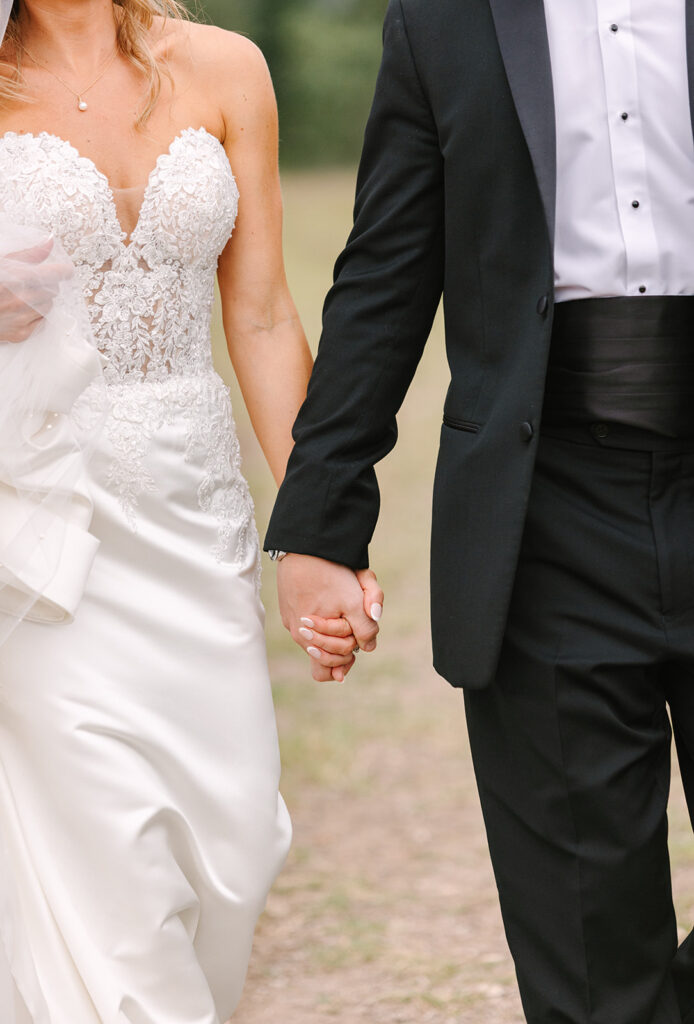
[277,555,384,683]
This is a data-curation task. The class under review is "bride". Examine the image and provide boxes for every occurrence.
[0,0,381,1020]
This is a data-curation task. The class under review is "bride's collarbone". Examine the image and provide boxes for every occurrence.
[0,57,225,185]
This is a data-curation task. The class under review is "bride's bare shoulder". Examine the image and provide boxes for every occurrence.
[159,19,270,85]
[155,19,275,139]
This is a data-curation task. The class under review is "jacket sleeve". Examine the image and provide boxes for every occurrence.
[264,0,444,568]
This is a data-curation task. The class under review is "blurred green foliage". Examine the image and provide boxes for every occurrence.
[195,0,388,165]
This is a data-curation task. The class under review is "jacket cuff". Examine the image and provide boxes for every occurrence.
[263,525,370,572]
[264,468,373,571]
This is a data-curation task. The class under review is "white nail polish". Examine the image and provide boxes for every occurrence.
[370,603,383,621]
[300,617,315,628]
[307,646,322,659]
[299,627,314,641]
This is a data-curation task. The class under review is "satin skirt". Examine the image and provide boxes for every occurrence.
[0,380,292,1024]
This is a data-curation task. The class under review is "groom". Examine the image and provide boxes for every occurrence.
[265,1,694,1021]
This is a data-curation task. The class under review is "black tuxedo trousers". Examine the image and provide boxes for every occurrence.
[466,427,694,1024]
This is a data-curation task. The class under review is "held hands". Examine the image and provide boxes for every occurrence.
[0,238,73,344]
[277,554,384,682]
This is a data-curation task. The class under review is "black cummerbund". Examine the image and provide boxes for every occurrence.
[543,296,694,439]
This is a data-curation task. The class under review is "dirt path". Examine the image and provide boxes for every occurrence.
[234,646,694,1024]
[236,676,524,1024]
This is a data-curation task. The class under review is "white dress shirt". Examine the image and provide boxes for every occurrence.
[543,0,694,300]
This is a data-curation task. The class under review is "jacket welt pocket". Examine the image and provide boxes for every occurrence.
[443,414,481,434]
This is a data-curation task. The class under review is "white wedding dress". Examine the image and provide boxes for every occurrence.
[0,126,291,1024]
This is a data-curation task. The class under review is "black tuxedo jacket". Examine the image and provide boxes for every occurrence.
[265,0,694,689]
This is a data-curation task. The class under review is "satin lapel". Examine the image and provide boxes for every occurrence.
[488,0,556,244]
[687,0,694,143]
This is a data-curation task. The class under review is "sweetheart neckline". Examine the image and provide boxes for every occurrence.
[0,125,226,191]
[0,126,237,252]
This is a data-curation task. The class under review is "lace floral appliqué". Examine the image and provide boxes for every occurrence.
[0,127,260,584]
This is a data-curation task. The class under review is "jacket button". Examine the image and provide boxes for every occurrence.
[520,421,534,442]
[591,422,609,440]
[536,294,550,316]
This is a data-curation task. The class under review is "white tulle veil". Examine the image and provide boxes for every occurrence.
[0,10,108,1021]
[0,0,105,649]
[0,0,9,41]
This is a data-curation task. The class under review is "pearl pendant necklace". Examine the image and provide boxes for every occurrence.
[18,42,119,113]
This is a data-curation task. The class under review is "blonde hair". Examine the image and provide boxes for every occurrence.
[0,0,190,125]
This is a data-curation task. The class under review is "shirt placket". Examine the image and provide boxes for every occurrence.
[596,0,659,294]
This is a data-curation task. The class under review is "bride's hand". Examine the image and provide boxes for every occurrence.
[297,614,359,683]
[0,239,74,344]
[299,569,384,683]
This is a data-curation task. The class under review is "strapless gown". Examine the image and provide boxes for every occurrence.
[0,127,291,1024]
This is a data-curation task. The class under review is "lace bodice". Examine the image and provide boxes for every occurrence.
[0,127,238,384]
[0,127,259,577]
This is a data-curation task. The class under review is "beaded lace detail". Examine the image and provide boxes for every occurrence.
[0,128,259,577]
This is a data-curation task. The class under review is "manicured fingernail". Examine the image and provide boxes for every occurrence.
[365,641,377,652]
[300,617,315,628]
[307,646,322,659]
[299,627,314,641]
[370,603,383,621]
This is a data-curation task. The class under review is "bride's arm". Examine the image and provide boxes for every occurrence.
[213,33,313,488]
[209,32,378,681]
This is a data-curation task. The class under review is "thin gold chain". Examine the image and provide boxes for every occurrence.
[18,41,119,110]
